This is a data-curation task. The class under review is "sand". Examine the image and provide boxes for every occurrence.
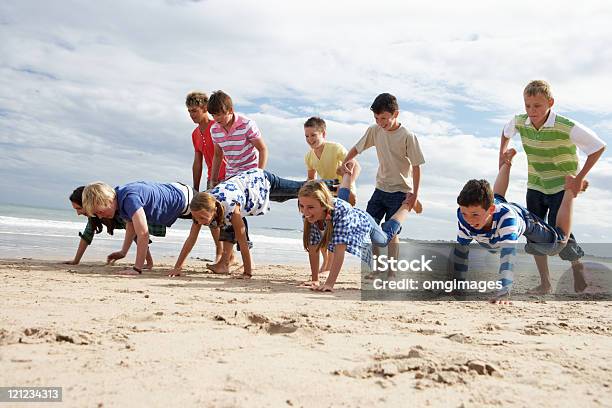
[1,258,611,407]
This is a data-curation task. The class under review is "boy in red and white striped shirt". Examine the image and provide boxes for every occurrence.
[208,90,268,186]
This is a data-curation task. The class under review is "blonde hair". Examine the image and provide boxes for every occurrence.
[524,80,553,99]
[298,181,335,252]
[190,192,224,225]
[185,91,209,107]
[82,182,116,216]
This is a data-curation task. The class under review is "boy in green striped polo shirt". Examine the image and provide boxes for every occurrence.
[499,80,606,294]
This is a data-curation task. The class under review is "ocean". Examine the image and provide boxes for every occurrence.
[0,203,363,267]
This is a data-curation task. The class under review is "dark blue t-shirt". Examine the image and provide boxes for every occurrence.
[116,182,185,227]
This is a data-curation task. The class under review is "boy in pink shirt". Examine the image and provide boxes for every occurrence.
[208,90,268,184]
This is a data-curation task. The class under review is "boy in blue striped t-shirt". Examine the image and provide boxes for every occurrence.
[453,149,584,304]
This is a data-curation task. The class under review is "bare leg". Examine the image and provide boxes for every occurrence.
[210,227,223,263]
[387,235,400,279]
[529,176,583,294]
[144,248,154,270]
[528,255,553,294]
[554,176,577,241]
[320,247,331,274]
[556,176,589,293]
[493,148,516,197]
[572,260,587,293]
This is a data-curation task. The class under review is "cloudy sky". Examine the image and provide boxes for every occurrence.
[1,0,611,241]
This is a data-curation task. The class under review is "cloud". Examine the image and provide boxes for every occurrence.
[0,0,611,242]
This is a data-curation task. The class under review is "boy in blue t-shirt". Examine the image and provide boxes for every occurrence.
[82,181,193,275]
[454,149,584,303]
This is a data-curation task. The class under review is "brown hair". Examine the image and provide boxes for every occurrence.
[457,179,494,210]
[190,192,224,226]
[185,91,209,107]
[524,80,553,100]
[207,90,233,115]
[370,93,399,114]
[304,116,326,132]
[298,181,335,252]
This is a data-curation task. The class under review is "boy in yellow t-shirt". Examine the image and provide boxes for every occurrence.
[303,116,356,281]
[304,117,356,204]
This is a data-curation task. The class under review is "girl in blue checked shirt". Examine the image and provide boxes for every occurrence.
[298,163,421,292]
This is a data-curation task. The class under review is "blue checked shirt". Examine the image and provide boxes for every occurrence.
[309,198,372,264]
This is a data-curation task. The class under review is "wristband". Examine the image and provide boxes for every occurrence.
[133,266,143,274]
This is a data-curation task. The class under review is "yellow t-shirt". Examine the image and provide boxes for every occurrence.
[354,124,425,193]
[304,142,348,183]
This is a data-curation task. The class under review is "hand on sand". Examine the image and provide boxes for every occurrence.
[565,175,589,198]
[116,268,140,276]
[489,297,513,305]
[527,284,552,295]
[489,289,512,305]
[106,251,126,265]
[167,268,182,277]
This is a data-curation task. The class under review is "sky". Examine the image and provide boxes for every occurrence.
[1,0,611,241]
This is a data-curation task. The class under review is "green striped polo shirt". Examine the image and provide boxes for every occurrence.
[512,113,578,195]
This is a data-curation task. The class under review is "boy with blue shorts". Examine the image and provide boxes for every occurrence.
[341,93,424,266]
[499,80,606,294]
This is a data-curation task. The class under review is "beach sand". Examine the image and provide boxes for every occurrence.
[1,258,611,407]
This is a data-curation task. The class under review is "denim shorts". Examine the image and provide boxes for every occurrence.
[365,188,406,224]
[525,189,583,261]
[521,209,584,260]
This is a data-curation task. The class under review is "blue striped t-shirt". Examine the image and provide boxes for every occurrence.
[454,195,529,293]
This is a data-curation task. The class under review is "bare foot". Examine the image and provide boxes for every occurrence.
[233,273,252,280]
[572,263,588,293]
[299,280,319,288]
[206,262,230,274]
[143,263,153,270]
[527,284,552,295]
[413,199,423,214]
[581,179,589,192]
[311,283,334,292]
